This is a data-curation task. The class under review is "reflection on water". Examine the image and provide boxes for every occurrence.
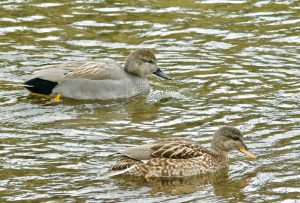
[114,169,230,196]
[0,0,300,202]
[113,169,258,202]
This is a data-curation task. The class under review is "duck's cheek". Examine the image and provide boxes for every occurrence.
[223,142,233,151]
[139,64,155,76]
[147,63,157,73]
[224,142,239,151]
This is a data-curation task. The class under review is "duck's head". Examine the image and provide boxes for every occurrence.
[211,126,256,159]
[124,49,171,80]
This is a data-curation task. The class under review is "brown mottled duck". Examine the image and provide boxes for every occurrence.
[111,126,256,178]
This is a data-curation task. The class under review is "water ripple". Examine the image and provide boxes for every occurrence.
[0,0,299,202]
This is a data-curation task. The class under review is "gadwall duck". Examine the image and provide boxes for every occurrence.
[24,49,171,100]
[111,126,256,178]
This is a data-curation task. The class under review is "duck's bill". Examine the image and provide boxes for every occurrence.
[239,147,256,159]
[153,68,172,80]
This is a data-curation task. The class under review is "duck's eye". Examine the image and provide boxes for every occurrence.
[232,137,240,141]
[142,59,154,64]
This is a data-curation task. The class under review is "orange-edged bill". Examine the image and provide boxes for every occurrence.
[239,147,256,159]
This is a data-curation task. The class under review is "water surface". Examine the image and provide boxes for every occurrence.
[0,0,299,202]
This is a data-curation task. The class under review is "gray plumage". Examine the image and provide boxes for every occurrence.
[25,49,171,100]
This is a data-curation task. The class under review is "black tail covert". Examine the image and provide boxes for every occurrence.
[24,78,58,95]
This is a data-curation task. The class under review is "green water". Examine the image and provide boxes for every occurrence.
[0,0,299,202]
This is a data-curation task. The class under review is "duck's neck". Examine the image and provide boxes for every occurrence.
[210,145,229,162]
[210,148,227,156]
[128,74,150,92]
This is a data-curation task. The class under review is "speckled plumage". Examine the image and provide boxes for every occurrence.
[111,127,256,178]
[24,49,171,100]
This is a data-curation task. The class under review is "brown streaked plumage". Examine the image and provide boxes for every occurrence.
[111,156,142,171]
[24,49,171,100]
[111,126,256,178]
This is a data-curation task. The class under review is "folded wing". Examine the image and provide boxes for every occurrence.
[118,137,209,160]
[32,59,124,82]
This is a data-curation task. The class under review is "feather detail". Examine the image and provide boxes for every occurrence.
[150,143,209,159]
[111,156,141,171]
[111,127,253,178]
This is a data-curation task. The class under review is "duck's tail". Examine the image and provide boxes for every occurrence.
[23,78,58,95]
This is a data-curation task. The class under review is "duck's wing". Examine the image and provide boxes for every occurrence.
[111,156,142,171]
[32,59,124,82]
[119,138,210,160]
[149,142,210,159]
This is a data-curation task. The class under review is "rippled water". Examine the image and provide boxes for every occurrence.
[0,0,300,202]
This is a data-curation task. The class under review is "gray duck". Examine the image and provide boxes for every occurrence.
[24,49,171,100]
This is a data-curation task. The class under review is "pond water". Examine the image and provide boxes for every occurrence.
[0,0,299,202]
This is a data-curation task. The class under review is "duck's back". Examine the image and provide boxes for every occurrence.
[32,59,125,82]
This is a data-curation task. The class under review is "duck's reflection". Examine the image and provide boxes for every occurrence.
[113,169,228,195]
[113,169,256,197]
